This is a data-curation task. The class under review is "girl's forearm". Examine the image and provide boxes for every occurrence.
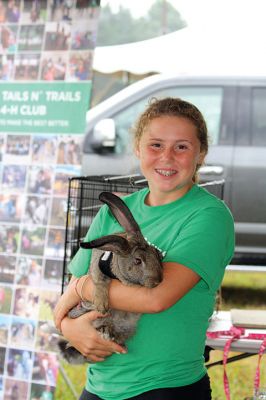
[79,273,158,313]
[109,280,160,313]
[80,262,200,314]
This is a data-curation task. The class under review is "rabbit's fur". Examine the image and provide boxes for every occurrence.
[58,191,163,364]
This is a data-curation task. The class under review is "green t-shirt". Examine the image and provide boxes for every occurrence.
[69,185,235,400]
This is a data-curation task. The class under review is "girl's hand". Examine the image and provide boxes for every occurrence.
[54,278,81,330]
[61,311,127,363]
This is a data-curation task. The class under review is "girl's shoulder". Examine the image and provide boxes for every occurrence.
[198,184,230,207]
[193,185,234,226]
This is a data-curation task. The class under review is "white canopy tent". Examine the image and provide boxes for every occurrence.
[93,25,266,76]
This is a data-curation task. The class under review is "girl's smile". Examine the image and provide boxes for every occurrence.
[135,115,205,206]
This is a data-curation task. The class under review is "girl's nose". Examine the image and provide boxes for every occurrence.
[160,147,175,160]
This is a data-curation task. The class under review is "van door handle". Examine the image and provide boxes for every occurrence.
[199,165,224,175]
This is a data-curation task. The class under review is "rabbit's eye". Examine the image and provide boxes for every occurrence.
[134,257,142,265]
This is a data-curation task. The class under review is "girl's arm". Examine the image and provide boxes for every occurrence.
[54,262,200,329]
[107,262,200,313]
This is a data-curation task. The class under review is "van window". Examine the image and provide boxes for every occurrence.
[113,86,223,153]
[251,88,266,145]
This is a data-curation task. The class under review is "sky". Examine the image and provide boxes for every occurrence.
[96,0,266,76]
[100,0,266,29]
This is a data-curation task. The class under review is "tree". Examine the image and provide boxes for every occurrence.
[96,0,187,46]
[141,0,187,36]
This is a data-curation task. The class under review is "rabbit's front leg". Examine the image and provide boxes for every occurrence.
[91,265,110,313]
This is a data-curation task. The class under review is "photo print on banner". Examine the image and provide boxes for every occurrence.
[0,0,101,398]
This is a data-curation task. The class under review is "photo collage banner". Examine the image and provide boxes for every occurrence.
[0,0,101,398]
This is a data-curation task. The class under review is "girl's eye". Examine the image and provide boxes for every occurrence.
[176,144,188,150]
[150,143,161,148]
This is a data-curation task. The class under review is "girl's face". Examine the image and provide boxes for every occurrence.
[135,116,205,206]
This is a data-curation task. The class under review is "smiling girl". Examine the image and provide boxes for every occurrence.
[54,98,235,400]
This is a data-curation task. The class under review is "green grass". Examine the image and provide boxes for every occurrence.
[221,271,266,310]
[56,361,87,399]
[208,350,266,399]
[55,271,266,400]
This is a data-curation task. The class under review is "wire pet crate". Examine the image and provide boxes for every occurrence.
[62,175,147,291]
[62,175,225,293]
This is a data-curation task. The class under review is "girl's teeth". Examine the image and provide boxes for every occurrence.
[157,169,176,176]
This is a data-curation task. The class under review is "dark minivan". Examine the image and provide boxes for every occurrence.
[82,74,266,266]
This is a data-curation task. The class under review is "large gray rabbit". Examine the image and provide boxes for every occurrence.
[58,191,163,364]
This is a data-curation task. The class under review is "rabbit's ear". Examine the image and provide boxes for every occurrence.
[81,234,130,253]
[99,192,142,236]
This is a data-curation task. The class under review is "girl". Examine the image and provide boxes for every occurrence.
[54,97,235,400]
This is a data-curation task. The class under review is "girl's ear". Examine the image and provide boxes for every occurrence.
[134,144,140,158]
[198,150,206,165]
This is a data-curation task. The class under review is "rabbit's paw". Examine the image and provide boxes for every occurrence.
[94,296,109,314]
[58,339,88,365]
[98,325,112,341]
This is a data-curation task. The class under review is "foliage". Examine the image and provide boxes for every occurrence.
[96,0,187,46]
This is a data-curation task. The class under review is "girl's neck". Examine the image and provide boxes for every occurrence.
[145,184,194,206]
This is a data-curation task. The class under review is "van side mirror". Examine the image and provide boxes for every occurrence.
[91,118,116,152]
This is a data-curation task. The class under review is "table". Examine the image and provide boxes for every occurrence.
[205,311,266,368]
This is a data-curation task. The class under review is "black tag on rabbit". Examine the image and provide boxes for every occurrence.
[99,251,117,279]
